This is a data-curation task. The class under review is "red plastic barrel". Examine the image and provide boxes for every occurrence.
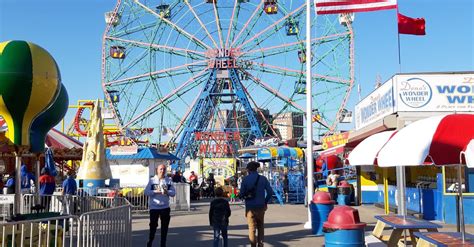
[323,206,366,230]
[312,191,335,204]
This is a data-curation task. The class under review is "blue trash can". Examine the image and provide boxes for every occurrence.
[323,206,366,246]
[310,191,335,236]
[337,181,352,206]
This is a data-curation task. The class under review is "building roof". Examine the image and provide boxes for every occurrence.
[106,147,179,160]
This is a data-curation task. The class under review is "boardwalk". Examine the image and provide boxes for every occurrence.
[132,200,473,247]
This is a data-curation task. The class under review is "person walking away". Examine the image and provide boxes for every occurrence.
[62,171,77,214]
[39,168,56,212]
[209,187,231,247]
[145,164,176,247]
[207,173,216,198]
[240,161,273,247]
[326,170,340,201]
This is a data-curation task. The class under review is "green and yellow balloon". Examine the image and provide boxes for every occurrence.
[30,83,69,153]
[0,40,61,148]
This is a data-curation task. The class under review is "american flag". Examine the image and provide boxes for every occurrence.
[315,0,397,15]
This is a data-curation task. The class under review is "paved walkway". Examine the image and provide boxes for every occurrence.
[132,200,473,247]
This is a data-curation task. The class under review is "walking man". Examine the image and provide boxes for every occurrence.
[62,171,77,214]
[145,164,176,247]
[240,161,273,247]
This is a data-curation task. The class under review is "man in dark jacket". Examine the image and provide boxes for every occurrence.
[239,161,273,247]
[209,187,231,247]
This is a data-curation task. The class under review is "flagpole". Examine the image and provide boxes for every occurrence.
[396,7,402,72]
[304,0,314,229]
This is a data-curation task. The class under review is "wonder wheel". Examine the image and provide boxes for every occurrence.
[102,0,354,169]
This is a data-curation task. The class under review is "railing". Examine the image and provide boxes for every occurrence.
[20,194,129,216]
[0,204,132,246]
[119,183,191,212]
[77,205,131,247]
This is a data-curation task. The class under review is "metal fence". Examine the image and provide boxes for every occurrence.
[0,204,131,247]
[19,194,129,216]
[120,183,190,212]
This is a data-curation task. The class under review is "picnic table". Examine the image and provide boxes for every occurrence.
[414,232,474,247]
[372,215,442,247]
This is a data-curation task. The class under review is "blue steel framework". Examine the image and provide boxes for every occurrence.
[173,67,263,170]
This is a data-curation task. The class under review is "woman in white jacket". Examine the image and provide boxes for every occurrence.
[145,164,176,247]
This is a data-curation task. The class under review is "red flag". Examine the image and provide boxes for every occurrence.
[398,13,426,35]
[315,0,397,15]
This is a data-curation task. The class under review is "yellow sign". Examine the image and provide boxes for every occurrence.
[321,132,349,150]
[202,158,236,185]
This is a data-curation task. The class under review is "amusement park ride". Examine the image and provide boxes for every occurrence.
[97,0,354,171]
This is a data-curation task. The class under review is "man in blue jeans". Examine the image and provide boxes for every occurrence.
[145,164,176,247]
[239,161,273,247]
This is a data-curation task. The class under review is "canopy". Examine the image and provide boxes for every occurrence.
[378,114,474,167]
[347,131,396,166]
[463,140,474,168]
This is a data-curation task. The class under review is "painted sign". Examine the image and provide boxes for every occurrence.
[110,145,138,155]
[395,74,474,112]
[355,80,395,130]
[202,158,236,185]
[321,132,349,150]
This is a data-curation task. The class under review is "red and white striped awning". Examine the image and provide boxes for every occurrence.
[347,130,396,166]
[378,114,474,167]
[45,128,83,149]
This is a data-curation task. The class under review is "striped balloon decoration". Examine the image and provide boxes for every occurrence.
[30,83,69,153]
[0,40,61,147]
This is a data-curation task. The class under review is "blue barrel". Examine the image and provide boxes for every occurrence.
[310,191,335,236]
[323,206,366,246]
[337,194,350,206]
[324,228,365,246]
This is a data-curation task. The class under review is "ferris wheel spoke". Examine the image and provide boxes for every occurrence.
[225,0,240,48]
[237,3,305,50]
[250,63,351,85]
[184,1,219,49]
[230,0,265,48]
[134,0,212,50]
[105,60,208,86]
[122,69,209,128]
[239,69,304,112]
[240,84,279,137]
[106,36,206,59]
[212,2,225,48]
[241,32,350,58]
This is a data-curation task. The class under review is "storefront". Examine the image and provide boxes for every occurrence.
[347,72,474,223]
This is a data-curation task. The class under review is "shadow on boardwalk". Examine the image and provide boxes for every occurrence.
[133,222,313,247]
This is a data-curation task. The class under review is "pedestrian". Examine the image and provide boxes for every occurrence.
[39,168,56,211]
[62,171,78,214]
[207,173,216,198]
[239,161,273,247]
[209,187,231,247]
[230,184,237,204]
[326,169,340,200]
[188,171,198,185]
[21,163,35,193]
[144,164,176,247]
[5,172,15,194]
[172,170,186,183]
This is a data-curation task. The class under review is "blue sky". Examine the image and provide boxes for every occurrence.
[1,0,473,134]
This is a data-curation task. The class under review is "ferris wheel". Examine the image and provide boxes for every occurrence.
[102,0,354,167]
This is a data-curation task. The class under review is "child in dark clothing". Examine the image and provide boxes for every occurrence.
[209,187,231,247]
